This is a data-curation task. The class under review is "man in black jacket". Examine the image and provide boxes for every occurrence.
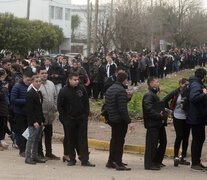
[105,72,134,171]
[25,75,45,165]
[57,72,95,167]
[187,68,207,171]
[142,77,167,171]
[47,61,66,94]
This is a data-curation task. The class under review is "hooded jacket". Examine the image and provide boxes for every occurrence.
[186,75,207,125]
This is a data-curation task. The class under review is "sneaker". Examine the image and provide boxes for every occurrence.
[174,157,179,167]
[179,157,190,165]
[1,140,9,147]
[45,154,60,160]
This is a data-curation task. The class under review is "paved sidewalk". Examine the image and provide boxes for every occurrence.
[1,142,207,180]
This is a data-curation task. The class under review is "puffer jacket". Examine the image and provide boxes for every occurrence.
[11,79,29,116]
[186,75,207,125]
[142,87,162,129]
[28,80,57,125]
[105,81,131,124]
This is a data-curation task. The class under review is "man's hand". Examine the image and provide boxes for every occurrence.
[128,123,135,134]
[127,92,133,99]
[203,88,207,94]
[34,122,40,129]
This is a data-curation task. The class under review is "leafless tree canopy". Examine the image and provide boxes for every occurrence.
[97,0,207,52]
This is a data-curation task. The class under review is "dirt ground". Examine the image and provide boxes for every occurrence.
[2,142,207,180]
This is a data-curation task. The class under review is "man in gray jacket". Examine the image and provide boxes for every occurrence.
[28,66,60,160]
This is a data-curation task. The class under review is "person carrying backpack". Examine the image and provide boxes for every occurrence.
[163,78,190,167]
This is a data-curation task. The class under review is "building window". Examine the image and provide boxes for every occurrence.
[55,7,63,20]
[65,8,70,21]
[49,6,54,19]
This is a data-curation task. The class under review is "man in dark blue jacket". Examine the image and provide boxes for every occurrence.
[11,72,32,157]
[187,68,207,171]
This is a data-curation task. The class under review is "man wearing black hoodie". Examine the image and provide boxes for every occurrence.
[187,68,207,171]
[57,72,95,167]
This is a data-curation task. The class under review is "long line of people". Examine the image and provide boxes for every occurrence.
[0,48,206,171]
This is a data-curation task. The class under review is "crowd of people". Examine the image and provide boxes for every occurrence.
[0,47,206,171]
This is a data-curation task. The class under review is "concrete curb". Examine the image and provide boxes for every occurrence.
[53,133,177,157]
[88,139,177,157]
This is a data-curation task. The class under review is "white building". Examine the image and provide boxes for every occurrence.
[70,4,111,56]
[0,0,72,53]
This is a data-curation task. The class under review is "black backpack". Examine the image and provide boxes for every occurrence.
[100,103,109,124]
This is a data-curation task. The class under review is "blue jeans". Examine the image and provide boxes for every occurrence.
[55,83,62,94]
[25,125,43,160]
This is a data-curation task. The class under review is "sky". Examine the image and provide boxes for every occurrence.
[72,0,207,9]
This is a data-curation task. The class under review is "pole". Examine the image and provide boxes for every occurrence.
[93,0,99,53]
[87,0,90,56]
[27,0,31,19]
[151,0,154,52]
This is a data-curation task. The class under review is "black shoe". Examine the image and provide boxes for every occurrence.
[34,158,46,163]
[179,158,190,165]
[45,154,60,160]
[191,165,206,171]
[81,161,95,167]
[199,163,207,169]
[25,158,36,165]
[156,163,166,168]
[174,157,179,167]
[63,156,70,163]
[106,162,116,169]
[115,163,131,171]
[121,162,128,166]
[145,166,160,171]
[19,152,25,158]
[67,160,76,166]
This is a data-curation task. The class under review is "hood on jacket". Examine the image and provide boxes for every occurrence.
[189,75,203,85]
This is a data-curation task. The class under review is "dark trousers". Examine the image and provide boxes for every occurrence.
[97,82,104,99]
[191,123,205,165]
[149,67,156,77]
[108,122,128,165]
[173,117,190,157]
[38,124,53,156]
[3,117,12,139]
[64,117,88,163]
[14,114,27,153]
[144,126,167,168]
[0,116,7,140]
[62,122,69,156]
[92,83,99,99]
